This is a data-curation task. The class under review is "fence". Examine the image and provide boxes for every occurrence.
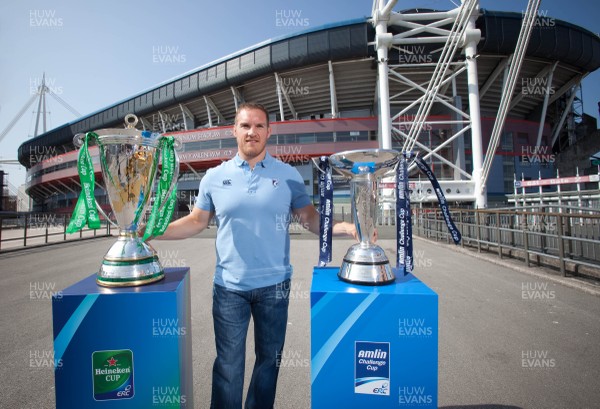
[411,206,600,278]
[0,212,113,251]
[4,207,599,280]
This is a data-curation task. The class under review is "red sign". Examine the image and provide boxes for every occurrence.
[515,174,599,188]
[379,182,418,189]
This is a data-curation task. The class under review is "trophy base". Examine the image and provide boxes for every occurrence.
[96,233,165,287]
[338,243,395,286]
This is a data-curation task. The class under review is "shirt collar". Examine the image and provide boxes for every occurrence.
[234,151,273,168]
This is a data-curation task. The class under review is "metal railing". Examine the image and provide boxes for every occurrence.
[0,212,113,252]
[411,207,600,278]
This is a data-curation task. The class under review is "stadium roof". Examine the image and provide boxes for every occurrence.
[18,9,600,167]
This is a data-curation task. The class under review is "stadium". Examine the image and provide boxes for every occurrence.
[17,4,600,213]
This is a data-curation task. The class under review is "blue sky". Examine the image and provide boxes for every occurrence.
[1,0,598,187]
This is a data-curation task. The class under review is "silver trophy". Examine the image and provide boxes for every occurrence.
[72,114,179,287]
[329,149,400,285]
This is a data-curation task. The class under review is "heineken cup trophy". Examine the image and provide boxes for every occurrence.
[329,149,400,285]
[68,114,179,287]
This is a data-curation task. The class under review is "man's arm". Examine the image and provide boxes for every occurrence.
[292,204,359,240]
[152,207,213,240]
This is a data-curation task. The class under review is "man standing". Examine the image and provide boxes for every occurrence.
[156,102,357,408]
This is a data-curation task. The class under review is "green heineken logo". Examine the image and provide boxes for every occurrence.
[92,349,134,401]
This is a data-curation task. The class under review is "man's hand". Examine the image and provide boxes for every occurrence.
[334,221,378,243]
[148,207,213,241]
[137,224,150,241]
[292,205,378,242]
[334,221,358,240]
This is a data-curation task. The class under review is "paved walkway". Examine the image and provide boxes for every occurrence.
[0,232,599,409]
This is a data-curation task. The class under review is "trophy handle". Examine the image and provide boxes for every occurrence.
[312,157,326,174]
[155,139,180,215]
[73,133,85,147]
[73,133,119,229]
[95,201,119,228]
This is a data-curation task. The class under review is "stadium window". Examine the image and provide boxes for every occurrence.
[335,131,354,142]
[221,138,237,148]
[501,132,513,151]
[298,134,316,144]
[281,134,296,144]
[517,132,529,146]
[315,132,334,142]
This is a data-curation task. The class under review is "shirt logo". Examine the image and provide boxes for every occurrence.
[222,179,232,186]
[272,179,279,188]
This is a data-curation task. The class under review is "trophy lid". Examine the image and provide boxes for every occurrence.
[329,149,400,178]
[73,114,162,148]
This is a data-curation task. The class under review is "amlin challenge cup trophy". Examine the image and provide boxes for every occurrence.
[66,114,179,287]
[327,149,400,285]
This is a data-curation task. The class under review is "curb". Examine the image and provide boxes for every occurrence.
[0,234,113,256]
[414,235,600,297]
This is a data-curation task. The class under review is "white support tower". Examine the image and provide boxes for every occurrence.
[371,0,484,205]
[372,0,546,208]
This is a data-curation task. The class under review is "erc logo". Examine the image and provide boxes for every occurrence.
[92,349,134,401]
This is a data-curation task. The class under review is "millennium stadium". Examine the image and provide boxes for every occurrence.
[17,3,600,213]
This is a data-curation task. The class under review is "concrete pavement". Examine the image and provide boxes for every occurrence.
[0,232,599,408]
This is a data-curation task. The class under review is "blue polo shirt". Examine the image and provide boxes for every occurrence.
[195,152,312,290]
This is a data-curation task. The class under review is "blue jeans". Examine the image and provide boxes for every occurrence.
[211,279,290,409]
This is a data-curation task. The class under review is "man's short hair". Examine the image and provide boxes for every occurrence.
[235,102,270,127]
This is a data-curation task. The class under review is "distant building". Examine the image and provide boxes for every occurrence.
[0,171,17,212]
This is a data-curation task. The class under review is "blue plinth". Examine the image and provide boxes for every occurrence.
[52,267,193,408]
[311,267,438,408]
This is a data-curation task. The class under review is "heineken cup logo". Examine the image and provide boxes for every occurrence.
[92,349,135,401]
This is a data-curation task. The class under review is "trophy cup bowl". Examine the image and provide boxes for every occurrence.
[329,149,400,285]
[73,118,179,287]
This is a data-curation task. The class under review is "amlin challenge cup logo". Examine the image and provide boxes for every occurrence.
[92,349,135,401]
[355,341,390,396]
